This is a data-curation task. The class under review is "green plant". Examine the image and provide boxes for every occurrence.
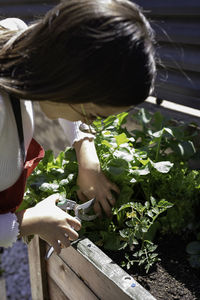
[19,108,199,272]
[186,240,200,269]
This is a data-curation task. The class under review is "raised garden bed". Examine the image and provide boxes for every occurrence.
[28,235,156,300]
[28,235,200,300]
[24,108,200,300]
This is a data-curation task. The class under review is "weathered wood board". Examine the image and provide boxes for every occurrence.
[28,235,49,300]
[48,276,70,300]
[0,277,7,300]
[57,238,156,300]
[28,236,156,300]
[47,250,98,300]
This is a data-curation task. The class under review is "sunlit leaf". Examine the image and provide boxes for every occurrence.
[150,160,173,173]
[101,140,112,148]
[114,133,129,146]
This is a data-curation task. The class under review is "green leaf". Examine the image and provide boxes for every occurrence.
[173,141,196,159]
[152,129,163,138]
[106,158,129,182]
[39,182,59,192]
[42,150,54,166]
[102,115,117,128]
[140,159,150,166]
[118,202,133,212]
[119,228,132,238]
[101,140,113,148]
[150,196,157,207]
[152,111,164,130]
[114,148,133,162]
[147,211,153,218]
[114,133,129,146]
[132,166,150,176]
[64,148,77,161]
[130,177,137,183]
[139,108,152,124]
[164,127,174,136]
[59,178,69,186]
[117,112,129,126]
[150,160,174,173]
[157,199,173,210]
[100,231,124,251]
[186,241,200,255]
[55,151,65,167]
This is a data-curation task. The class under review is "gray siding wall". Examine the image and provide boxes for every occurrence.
[135,0,200,109]
[0,0,57,22]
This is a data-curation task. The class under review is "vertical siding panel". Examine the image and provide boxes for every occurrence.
[0,1,58,22]
[134,0,200,109]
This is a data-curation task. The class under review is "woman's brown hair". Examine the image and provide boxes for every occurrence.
[0,0,156,106]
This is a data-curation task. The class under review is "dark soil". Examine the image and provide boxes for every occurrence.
[105,236,200,300]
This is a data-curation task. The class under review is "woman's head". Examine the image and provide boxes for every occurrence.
[0,0,156,108]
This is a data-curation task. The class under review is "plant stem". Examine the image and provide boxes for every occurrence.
[155,134,162,161]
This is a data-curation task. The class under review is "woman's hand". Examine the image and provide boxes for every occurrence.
[77,164,119,217]
[74,139,120,217]
[16,194,81,254]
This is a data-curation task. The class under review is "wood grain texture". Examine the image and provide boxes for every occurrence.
[28,237,156,300]
[58,238,156,300]
[0,277,7,300]
[48,276,70,300]
[46,251,98,300]
[28,236,49,300]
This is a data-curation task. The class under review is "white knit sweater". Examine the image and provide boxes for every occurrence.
[0,18,94,247]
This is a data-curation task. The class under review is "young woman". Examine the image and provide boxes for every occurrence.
[0,0,156,254]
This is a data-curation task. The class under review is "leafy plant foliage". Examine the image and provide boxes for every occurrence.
[19,109,200,272]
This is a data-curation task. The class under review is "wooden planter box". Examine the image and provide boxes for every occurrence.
[28,235,156,300]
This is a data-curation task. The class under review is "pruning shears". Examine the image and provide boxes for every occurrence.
[45,197,97,260]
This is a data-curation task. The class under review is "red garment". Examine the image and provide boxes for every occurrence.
[0,139,44,214]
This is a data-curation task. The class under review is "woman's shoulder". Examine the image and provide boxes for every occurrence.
[0,18,27,31]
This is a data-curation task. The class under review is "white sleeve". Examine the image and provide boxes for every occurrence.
[0,213,19,248]
[0,18,27,30]
[0,18,25,248]
[58,119,95,147]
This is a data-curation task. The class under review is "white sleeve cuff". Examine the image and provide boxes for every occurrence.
[58,119,95,147]
[0,213,19,248]
[0,18,27,31]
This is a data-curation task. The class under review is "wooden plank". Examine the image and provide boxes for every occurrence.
[58,238,156,300]
[0,277,7,300]
[46,250,99,300]
[48,276,70,300]
[28,235,49,300]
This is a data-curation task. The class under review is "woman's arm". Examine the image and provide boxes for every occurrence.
[74,138,120,217]
[58,119,120,216]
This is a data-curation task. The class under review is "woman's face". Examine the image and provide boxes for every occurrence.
[39,101,130,124]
